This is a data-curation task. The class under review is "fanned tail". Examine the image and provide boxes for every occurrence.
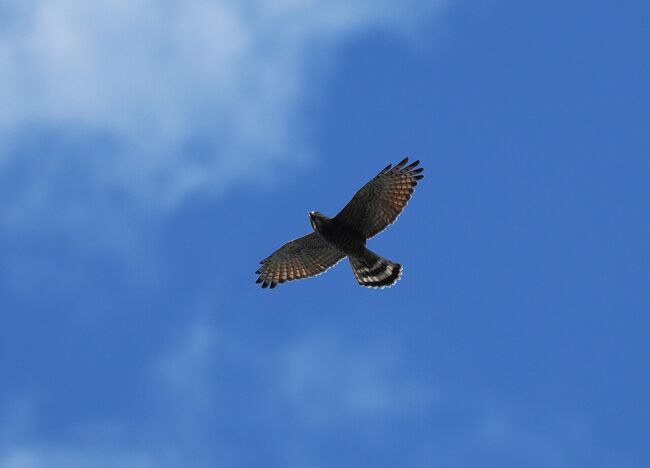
[349,249,402,289]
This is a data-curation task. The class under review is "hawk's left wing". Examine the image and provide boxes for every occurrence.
[334,158,424,239]
[256,232,346,288]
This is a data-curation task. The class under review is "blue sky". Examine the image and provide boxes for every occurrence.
[0,0,648,467]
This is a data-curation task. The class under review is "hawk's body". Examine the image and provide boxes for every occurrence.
[310,214,366,257]
[256,158,424,289]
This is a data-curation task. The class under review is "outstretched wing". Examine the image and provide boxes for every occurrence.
[256,232,346,288]
[334,157,424,239]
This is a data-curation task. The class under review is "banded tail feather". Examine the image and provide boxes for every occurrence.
[349,249,402,289]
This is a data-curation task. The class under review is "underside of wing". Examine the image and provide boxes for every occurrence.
[256,232,346,288]
[334,157,424,239]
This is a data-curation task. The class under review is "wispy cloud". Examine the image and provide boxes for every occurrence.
[0,0,444,216]
[0,446,154,468]
[0,0,446,298]
[469,405,639,468]
[0,317,640,468]
[278,334,435,424]
[154,318,220,417]
[0,397,161,468]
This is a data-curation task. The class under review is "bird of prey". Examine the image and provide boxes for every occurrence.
[256,157,424,289]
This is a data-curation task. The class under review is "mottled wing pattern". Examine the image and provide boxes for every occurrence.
[334,158,424,239]
[256,232,346,288]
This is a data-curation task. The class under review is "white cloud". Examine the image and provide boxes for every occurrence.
[0,0,445,215]
[279,334,434,423]
[154,319,219,413]
[0,396,35,452]
[0,318,640,468]
[154,316,435,426]
[0,398,161,468]
[0,0,447,300]
[0,446,154,468]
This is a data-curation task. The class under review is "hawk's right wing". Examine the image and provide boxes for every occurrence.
[334,157,424,239]
[256,232,346,288]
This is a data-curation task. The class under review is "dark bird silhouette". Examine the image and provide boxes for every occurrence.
[256,157,424,288]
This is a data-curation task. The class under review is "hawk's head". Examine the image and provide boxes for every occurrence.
[309,211,328,233]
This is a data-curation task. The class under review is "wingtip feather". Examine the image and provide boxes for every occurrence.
[405,159,420,170]
[395,157,409,169]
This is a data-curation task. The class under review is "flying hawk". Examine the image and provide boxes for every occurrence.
[256,158,424,289]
